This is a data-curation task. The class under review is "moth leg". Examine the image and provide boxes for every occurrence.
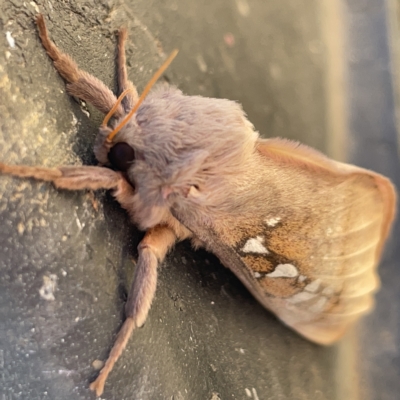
[0,163,123,191]
[89,225,178,397]
[117,28,139,111]
[36,14,124,118]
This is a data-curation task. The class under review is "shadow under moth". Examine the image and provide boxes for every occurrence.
[0,15,397,397]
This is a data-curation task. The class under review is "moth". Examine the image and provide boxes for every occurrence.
[0,15,396,396]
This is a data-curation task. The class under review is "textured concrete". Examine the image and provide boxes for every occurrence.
[0,0,398,399]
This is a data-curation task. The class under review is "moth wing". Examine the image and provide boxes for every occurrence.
[252,139,396,344]
[174,138,396,345]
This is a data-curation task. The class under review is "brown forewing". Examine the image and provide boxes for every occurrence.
[173,139,396,345]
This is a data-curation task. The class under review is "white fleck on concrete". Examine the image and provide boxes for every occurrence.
[30,1,40,13]
[242,236,269,254]
[265,217,281,227]
[71,112,78,127]
[287,291,317,304]
[92,359,104,370]
[252,388,260,400]
[308,297,328,313]
[236,0,250,16]
[75,217,83,230]
[304,279,321,293]
[267,263,298,278]
[6,32,15,48]
[269,63,282,80]
[196,54,207,72]
[17,222,25,235]
[39,274,58,301]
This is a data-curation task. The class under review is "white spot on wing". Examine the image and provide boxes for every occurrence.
[265,217,281,227]
[287,291,317,304]
[254,272,262,278]
[267,263,298,278]
[322,287,334,296]
[304,279,321,293]
[6,32,15,48]
[242,236,269,254]
[308,297,328,313]
[298,275,307,282]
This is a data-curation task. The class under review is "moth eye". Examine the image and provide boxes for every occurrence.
[108,142,135,171]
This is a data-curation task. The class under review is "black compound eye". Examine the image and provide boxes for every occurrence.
[108,142,135,171]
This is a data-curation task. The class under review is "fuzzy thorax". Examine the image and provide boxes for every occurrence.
[101,85,260,228]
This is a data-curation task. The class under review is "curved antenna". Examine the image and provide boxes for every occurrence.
[105,49,179,143]
[102,88,134,128]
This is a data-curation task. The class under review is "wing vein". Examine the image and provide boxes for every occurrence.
[320,238,380,260]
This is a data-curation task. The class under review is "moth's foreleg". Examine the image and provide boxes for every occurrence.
[89,225,178,396]
[117,28,139,112]
[36,14,124,118]
[0,163,122,191]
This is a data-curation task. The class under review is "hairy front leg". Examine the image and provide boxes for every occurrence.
[0,163,124,191]
[36,14,124,118]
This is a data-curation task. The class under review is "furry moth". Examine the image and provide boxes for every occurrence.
[0,15,396,396]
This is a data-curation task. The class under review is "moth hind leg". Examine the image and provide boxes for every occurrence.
[117,28,139,111]
[35,14,124,118]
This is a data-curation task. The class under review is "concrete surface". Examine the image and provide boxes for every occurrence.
[0,0,398,399]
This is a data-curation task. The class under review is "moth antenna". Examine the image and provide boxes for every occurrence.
[102,88,134,128]
[105,49,179,143]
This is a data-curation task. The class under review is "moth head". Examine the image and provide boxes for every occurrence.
[94,50,180,175]
[93,51,258,226]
